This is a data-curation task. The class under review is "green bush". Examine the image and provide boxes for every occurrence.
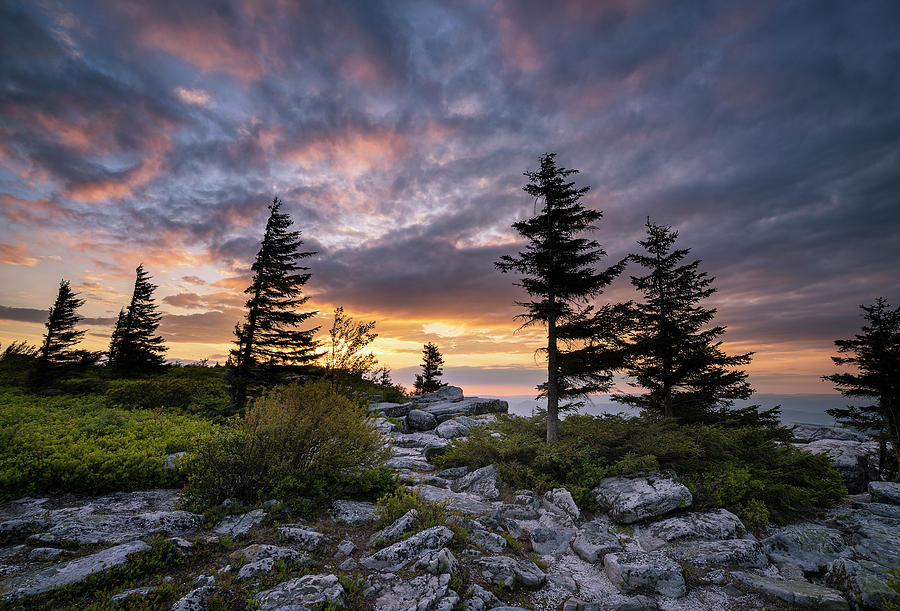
[0,386,217,499]
[105,370,229,416]
[180,380,395,515]
[435,412,846,528]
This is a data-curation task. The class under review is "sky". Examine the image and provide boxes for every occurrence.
[1,0,899,396]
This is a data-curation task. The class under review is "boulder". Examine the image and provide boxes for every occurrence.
[572,520,621,563]
[392,432,444,448]
[423,438,451,460]
[451,465,501,500]
[462,583,504,610]
[761,523,850,573]
[2,540,151,601]
[213,509,265,539]
[330,500,378,524]
[473,555,546,588]
[592,473,692,524]
[790,424,868,443]
[0,518,50,542]
[671,539,768,569]
[368,509,418,547]
[171,585,219,611]
[529,526,574,555]
[256,574,344,610]
[28,547,64,561]
[437,467,470,479]
[230,544,302,564]
[109,586,157,606]
[237,557,278,580]
[421,397,508,423]
[435,419,472,439]
[826,558,900,611]
[542,488,582,524]
[415,386,466,404]
[414,547,459,575]
[335,539,355,559]
[414,484,493,515]
[408,409,439,431]
[603,551,686,598]
[637,509,748,551]
[364,572,456,611]
[360,526,454,571]
[369,401,412,418]
[868,481,900,505]
[795,439,878,493]
[28,510,203,546]
[730,570,849,610]
[385,456,434,472]
[277,526,325,551]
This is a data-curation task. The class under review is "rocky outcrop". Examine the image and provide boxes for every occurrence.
[761,523,850,573]
[364,571,458,611]
[255,573,344,610]
[826,558,900,611]
[603,551,686,598]
[868,481,900,505]
[473,555,546,588]
[636,509,748,551]
[572,520,622,563]
[731,570,849,610]
[360,526,454,571]
[330,499,378,523]
[592,473,693,524]
[368,387,508,425]
[794,439,878,494]
[213,509,265,539]
[450,465,501,501]
[790,424,868,443]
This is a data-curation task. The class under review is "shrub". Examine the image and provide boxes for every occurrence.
[180,380,395,515]
[435,412,846,528]
[105,370,229,417]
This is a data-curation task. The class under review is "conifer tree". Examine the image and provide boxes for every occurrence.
[414,342,445,394]
[34,280,88,383]
[496,153,626,442]
[325,306,378,380]
[824,298,900,480]
[614,219,753,422]
[230,197,319,409]
[108,264,166,372]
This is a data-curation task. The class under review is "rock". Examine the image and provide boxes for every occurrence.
[0,518,50,541]
[277,525,325,550]
[385,456,435,471]
[171,585,219,611]
[421,397,509,423]
[761,523,849,573]
[826,557,900,611]
[730,570,849,610]
[603,551,686,598]
[408,409,439,431]
[213,509,265,539]
[330,499,378,524]
[529,526,574,555]
[572,521,621,563]
[423,438,451,460]
[392,432,444,448]
[542,488,582,524]
[339,557,357,571]
[28,547,64,561]
[364,571,454,611]
[790,424,868,443]
[2,540,150,601]
[414,547,459,575]
[868,481,900,505]
[451,465,501,500]
[256,574,344,610]
[438,467,470,479]
[852,520,900,570]
[796,439,878,493]
[672,538,769,569]
[435,419,472,439]
[335,539,356,559]
[28,510,203,546]
[637,509,748,551]
[369,401,413,418]
[414,484,493,515]
[163,452,186,469]
[368,509,418,547]
[592,473,693,524]
[238,557,278,579]
[425,476,451,488]
[616,595,659,611]
[230,544,303,564]
[415,386,466,404]
[360,526,454,571]
[473,555,546,587]
[109,586,157,606]
[468,528,508,553]
[463,583,504,610]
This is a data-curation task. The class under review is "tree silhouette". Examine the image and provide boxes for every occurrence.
[38,280,86,366]
[108,264,166,372]
[825,297,900,480]
[614,219,753,423]
[496,153,626,442]
[325,306,378,383]
[414,342,445,394]
[230,197,319,409]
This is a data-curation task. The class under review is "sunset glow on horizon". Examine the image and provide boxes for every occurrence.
[2,1,898,395]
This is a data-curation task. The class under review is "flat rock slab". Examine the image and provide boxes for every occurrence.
[364,572,455,611]
[473,555,546,588]
[368,509,418,547]
[29,510,202,546]
[672,539,769,569]
[385,456,434,472]
[330,500,378,524]
[826,558,900,611]
[413,386,466,404]
[276,526,324,551]
[790,424,868,443]
[360,526,454,571]
[530,526,575,555]
[731,571,849,610]
[592,473,692,524]
[2,540,150,601]
[421,397,509,423]
[214,509,265,539]
[450,465,501,501]
[603,551,686,598]
[637,509,748,551]
[868,481,900,505]
[572,521,621,563]
[415,485,493,515]
[256,574,344,610]
[795,439,878,494]
[761,524,850,573]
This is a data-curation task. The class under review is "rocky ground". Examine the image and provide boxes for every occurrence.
[1,388,898,610]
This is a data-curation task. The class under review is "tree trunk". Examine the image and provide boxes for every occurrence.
[547,309,559,443]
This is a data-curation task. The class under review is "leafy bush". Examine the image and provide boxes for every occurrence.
[435,412,846,528]
[0,386,217,499]
[105,369,229,416]
[180,380,395,515]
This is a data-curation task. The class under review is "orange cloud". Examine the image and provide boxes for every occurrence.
[0,194,73,224]
[0,242,40,266]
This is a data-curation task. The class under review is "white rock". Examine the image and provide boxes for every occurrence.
[451,465,501,500]
[414,547,459,575]
[360,526,454,571]
[213,509,265,539]
[171,585,219,611]
[637,509,748,551]
[542,488,582,524]
[330,499,378,524]
[473,555,546,587]
[435,419,472,439]
[731,570,849,610]
[277,525,325,551]
[592,473,692,524]
[368,509,418,547]
[256,574,344,610]
[603,551,686,598]
[868,481,900,505]
[530,526,575,555]
[572,521,621,563]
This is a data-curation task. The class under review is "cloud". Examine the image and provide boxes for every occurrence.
[174,87,212,106]
[0,243,40,266]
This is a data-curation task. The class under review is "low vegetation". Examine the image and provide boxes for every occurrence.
[435,411,846,529]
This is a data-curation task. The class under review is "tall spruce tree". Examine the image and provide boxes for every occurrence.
[108,264,167,372]
[414,342,445,394]
[36,280,86,378]
[230,197,319,409]
[614,219,753,422]
[496,153,626,442]
[824,298,900,480]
